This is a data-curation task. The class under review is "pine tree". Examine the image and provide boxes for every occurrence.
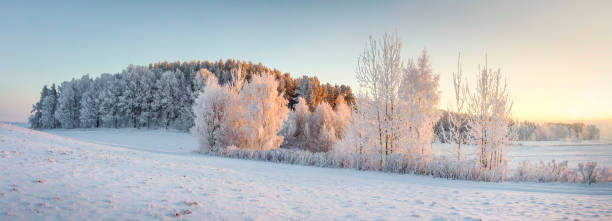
[41,84,58,129]
[29,85,49,128]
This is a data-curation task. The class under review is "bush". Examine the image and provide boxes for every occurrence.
[198,146,611,184]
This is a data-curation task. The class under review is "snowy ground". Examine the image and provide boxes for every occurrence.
[1,123,611,220]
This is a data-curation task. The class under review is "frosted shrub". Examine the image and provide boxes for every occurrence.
[199,144,612,184]
[202,145,510,182]
[598,167,612,183]
[513,160,577,183]
[579,162,598,184]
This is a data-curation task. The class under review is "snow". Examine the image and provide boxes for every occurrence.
[43,128,197,154]
[1,123,611,220]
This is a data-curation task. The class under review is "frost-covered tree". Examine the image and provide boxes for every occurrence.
[155,71,182,128]
[295,76,323,110]
[353,33,441,164]
[29,85,49,128]
[232,74,289,150]
[332,95,352,140]
[283,97,311,149]
[192,73,289,151]
[40,84,59,129]
[400,50,441,158]
[191,75,237,152]
[100,74,124,128]
[332,96,376,155]
[282,95,352,152]
[307,102,337,152]
[135,68,157,128]
[584,125,600,140]
[55,81,79,128]
[55,76,91,128]
[193,68,215,94]
[80,78,104,128]
[444,54,469,160]
[355,33,404,160]
[465,57,514,170]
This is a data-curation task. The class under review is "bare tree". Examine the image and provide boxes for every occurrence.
[355,33,404,165]
[465,56,514,170]
[446,53,469,160]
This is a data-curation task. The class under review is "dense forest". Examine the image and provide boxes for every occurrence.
[28,59,356,131]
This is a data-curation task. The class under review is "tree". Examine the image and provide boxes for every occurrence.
[332,95,352,140]
[29,85,49,128]
[399,49,441,158]
[465,57,514,170]
[295,76,320,110]
[355,33,404,161]
[232,74,289,150]
[191,75,237,152]
[283,97,311,149]
[332,96,376,155]
[100,74,124,128]
[55,76,91,128]
[80,75,108,128]
[40,84,59,129]
[307,102,337,152]
[443,55,470,160]
[155,71,182,128]
[55,81,78,128]
[584,125,600,140]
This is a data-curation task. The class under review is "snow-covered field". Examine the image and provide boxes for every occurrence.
[1,123,611,220]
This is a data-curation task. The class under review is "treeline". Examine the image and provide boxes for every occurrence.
[515,121,600,141]
[435,111,601,142]
[28,59,355,130]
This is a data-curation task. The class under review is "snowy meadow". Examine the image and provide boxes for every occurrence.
[2,124,611,220]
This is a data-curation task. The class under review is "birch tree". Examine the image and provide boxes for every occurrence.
[465,57,514,170]
[355,33,404,162]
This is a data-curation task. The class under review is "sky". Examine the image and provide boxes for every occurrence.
[1,0,611,123]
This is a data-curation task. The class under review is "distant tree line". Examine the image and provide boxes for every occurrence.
[436,111,601,142]
[28,59,355,130]
[515,121,600,141]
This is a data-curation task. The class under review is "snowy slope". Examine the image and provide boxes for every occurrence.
[43,128,198,154]
[1,123,611,220]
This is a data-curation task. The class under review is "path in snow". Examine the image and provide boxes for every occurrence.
[1,123,611,220]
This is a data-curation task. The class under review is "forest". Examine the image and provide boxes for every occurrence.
[28,59,355,131]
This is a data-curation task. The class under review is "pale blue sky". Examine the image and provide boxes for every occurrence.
[1,0,611,122]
